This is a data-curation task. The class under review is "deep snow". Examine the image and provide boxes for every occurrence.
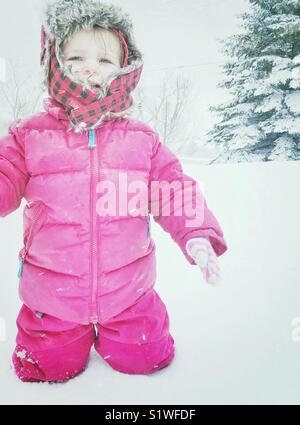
[1,159,300,405]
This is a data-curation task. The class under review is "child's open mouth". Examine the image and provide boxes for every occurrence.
[89,83,105,94]
[90,83,101,89]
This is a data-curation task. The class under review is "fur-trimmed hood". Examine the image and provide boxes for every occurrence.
[42,0,143,65]
[40,0,144,127]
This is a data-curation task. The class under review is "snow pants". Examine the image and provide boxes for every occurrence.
[12,290,175,382]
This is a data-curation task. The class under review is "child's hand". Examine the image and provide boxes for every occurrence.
[186,237,221,286]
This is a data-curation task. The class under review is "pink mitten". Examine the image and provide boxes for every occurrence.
[186,237,221,285]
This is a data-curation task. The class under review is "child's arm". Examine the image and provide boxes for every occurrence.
[0,119,29,217]
[148,132,228,266]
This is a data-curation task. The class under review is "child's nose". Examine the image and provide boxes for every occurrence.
[82,60,99,75]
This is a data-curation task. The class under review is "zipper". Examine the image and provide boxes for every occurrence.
[88,129,99,324]
[147,216,151,239]
[17,202,46,278]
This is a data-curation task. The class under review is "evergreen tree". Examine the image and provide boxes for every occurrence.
[207,0,300,163]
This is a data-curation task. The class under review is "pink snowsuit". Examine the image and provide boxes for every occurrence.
[0,98,227,381]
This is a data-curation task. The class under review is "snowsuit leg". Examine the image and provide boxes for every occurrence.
[94,290,175,375]
[12,304,95,383]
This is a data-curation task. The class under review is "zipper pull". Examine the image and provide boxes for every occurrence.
[88,129,96,149]
[17,257,24,278]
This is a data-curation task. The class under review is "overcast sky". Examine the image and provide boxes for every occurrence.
[0,0,250,139]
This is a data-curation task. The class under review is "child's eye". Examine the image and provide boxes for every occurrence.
[67,56,83,61]
[99,59,111,64]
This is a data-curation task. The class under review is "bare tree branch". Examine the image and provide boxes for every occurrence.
[0,59,44,121]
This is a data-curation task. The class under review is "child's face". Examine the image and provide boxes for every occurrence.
[61,27,123,93]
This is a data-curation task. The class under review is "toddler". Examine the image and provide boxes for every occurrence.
[0,0,228,382]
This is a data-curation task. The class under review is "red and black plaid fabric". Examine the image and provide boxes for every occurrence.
[41,29,143,132]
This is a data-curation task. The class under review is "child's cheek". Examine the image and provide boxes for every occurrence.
[100,65,120,81]
[67,62,81,75]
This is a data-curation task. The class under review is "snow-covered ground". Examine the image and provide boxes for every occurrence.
[1,159,300,405]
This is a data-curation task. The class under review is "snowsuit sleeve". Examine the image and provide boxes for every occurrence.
[0,119,29,217]
[148,133,228,265]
